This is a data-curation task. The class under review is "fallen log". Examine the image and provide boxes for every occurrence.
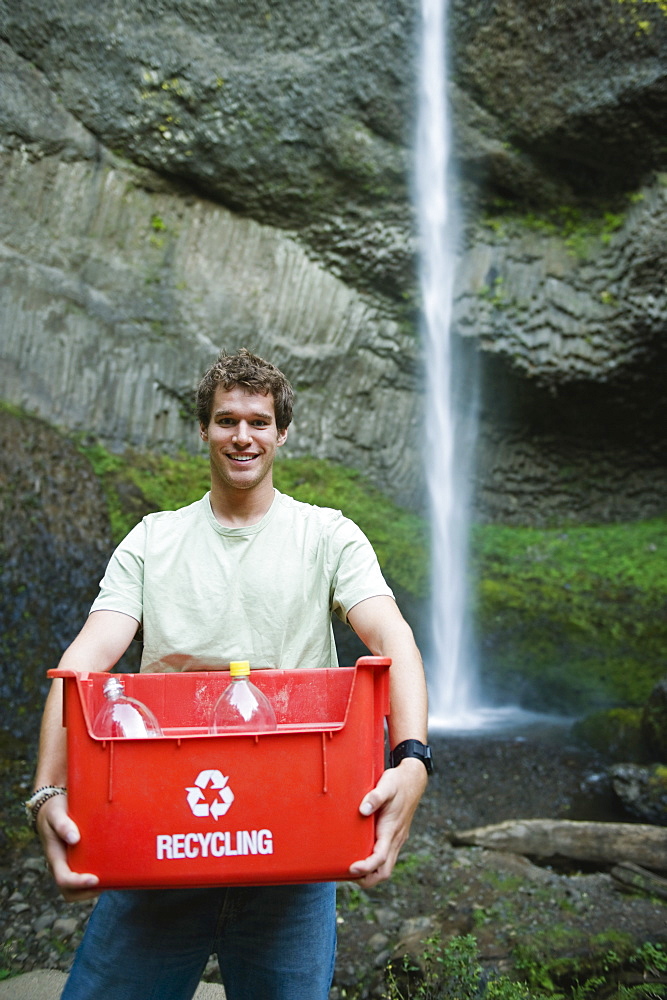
[610,861,667,901]
[451,819,667,871]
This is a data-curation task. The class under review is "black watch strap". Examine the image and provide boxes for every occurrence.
[389,739,433,775]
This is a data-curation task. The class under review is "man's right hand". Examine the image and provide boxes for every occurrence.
[34,612,140,900]
[36,795,100,902]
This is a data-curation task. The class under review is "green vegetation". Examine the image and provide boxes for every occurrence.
[79,442,210,543]
[571,708,649,762]
[391,851,433,887]
[336,882,375,922]
[380,934,667,1000]
[513,930,667,999]
[0,732,32,854]
[472,518,667,712]
[0,399,26,420]
[478,275,507,308]
[615,0,667,34]
[514,927,636,994]
[482,200,631,259]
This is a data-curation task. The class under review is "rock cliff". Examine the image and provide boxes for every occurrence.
[1,0,665,519]
[0,408,133,737]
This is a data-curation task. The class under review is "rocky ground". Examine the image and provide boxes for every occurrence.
[2,723,666,997]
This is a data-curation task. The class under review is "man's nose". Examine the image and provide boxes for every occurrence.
[232,422,252,446]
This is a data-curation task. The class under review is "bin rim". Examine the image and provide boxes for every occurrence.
[47,657,391,741]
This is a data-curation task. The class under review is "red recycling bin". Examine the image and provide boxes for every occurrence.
[48,657,390,889]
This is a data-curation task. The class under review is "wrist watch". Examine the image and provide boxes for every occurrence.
[389,739,433,775]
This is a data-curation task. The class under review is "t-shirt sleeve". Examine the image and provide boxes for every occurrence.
[89,520,146,623]
[328,515,394,623]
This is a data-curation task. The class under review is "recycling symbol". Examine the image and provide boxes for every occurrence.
[186,769,235,820]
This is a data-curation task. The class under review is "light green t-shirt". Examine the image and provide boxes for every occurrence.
[90,490,393,672]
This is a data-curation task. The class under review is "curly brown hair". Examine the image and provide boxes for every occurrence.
[196,349,294,431]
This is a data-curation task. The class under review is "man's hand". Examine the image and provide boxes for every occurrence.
[34,612,139,899]
[36,795,100,902]
[348,757,428,888]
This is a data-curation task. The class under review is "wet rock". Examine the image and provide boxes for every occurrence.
[0,410,115,740]
[33,911,59,935]
[393,914,440,968]
[52,917,80,940]
[610,762,667,825]
[368,932,389,952]
[641,678,667,762]
[22,857,46,874]
[0,0,666,526]
[373,907,400,930]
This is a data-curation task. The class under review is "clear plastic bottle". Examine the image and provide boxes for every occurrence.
[209,661,277,733]
[93,676,162,738]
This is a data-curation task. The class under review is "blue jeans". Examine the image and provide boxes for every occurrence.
[61,883,337,1000]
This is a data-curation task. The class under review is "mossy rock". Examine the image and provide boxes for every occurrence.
[472,519,667,714]
[571,708,652,763]
[513,927,638,995]
[641,677,667,762]
[610,763,667,824]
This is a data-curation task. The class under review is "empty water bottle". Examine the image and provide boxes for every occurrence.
[93,675,162,738]
[209,661,277,733]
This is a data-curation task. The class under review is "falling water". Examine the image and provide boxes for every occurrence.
[415,0,563,734]
[416,0,481,729]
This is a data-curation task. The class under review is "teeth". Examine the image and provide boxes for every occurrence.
[229,455,254,462]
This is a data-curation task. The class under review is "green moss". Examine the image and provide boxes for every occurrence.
[0,399,28,419]
[78,443,211,543]
[0,731,34,855]
[330,118,383,181]
[614,0,667,34]
[391,851,432,886]
[482,200,630,259]
[599,290,618,307]
[482,870,528,894]
[472,518,667,712]
[513,928,637,995]
[479,275,507,308]
[571,707,650,762]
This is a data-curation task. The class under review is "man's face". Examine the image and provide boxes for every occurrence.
[201,385,287,494]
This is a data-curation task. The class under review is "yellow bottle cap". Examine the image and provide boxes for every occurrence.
[229,660,250,677]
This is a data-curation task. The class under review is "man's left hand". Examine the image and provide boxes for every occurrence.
[348,757,428,888]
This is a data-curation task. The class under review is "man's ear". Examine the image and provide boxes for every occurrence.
[200,423,208,441]
[277,427,288,447]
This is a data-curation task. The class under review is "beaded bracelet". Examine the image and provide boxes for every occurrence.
[24,786,67,830]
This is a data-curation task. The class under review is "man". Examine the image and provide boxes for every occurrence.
[28,349,430,1000]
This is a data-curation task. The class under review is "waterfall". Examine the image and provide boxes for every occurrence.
[415,0,558,733]
[416,0,481,728]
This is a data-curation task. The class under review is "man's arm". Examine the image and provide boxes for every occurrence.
[34,609,139,901]
[346,595,429,888]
